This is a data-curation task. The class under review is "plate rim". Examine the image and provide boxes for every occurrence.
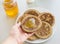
[16,7,55,43]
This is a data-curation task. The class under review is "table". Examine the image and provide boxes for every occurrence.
[0,0,60,44]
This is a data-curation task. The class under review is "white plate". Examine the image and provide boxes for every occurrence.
[16,7,55,43]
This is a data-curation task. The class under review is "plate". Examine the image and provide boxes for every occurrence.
[16,7,55,43]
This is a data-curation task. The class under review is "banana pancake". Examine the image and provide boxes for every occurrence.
[28,34,39,41]
[24,9,40,16]
[21,15,42,32]
[35,21,52,39]
[39,12,55,26]
[17,14,27,23]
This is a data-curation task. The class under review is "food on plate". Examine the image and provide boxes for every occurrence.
[21,15,42,32]
[28,34,39,41]
[35,21,52,39]
[17,9,55,41]
[39,12,55,26]
[17,9,41,23]
[24,9,40,16]
[17,14,27,23]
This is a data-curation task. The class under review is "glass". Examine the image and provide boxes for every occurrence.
[3,0,18,18]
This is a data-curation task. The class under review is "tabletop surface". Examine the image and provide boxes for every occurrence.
[0,0,60,44]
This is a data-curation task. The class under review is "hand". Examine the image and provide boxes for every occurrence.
[10,23,33,43]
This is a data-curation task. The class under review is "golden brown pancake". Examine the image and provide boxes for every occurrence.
[21,15,42,32]
[17,9,41,23]
[17,14,27,23]
[39,12,55,26]
[35,21,52,39]
[28,34,39,41]
[24,9,40,16]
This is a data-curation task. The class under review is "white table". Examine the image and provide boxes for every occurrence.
[0,0,60,44]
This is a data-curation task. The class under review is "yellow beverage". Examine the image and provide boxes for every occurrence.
[3,0,18,17]
[5,0,11,2]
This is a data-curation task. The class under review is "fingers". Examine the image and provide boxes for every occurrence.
[10,22,21,36]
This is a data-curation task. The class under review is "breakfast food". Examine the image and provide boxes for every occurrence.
[21,15,42,32]
[17,9,55,41]
[28,34,38,41]
[17,9,41,23]
[39,12,55,26]
[24,9,40,16]
[35,21,52,39]
[17,14,27,23]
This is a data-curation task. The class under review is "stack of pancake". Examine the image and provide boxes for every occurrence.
[17,9,55,41]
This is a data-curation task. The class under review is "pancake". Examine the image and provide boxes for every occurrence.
[24,9,40,16]
[17,9,41,23]
[17,14,27,23]
[35,21,52,39]
[21,15,42,32]
[28,34,39,41]
[39,12,55,26]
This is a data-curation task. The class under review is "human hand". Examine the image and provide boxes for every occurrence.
[10,23,33,43]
